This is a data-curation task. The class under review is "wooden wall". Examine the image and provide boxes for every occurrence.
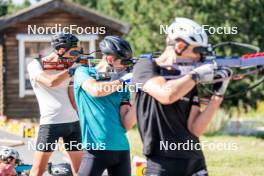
[0,40,3,115]
[0,9,122,120]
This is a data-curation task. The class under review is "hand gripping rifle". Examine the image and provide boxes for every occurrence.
[156,42,264,99]
[42,48,96,70]
[42,48,136,80]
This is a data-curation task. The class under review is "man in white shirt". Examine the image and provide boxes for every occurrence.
[27,33,83,176]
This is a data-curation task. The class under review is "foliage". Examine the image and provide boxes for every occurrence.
[2,0,31,15]
[0,0,8,16]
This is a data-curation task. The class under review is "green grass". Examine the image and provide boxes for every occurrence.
[127,129,264,176]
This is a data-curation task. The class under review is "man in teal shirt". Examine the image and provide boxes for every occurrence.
[74,36,136,176]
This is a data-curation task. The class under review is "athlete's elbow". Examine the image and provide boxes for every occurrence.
[193,131,203,137]
[123,124,132,131]
[88,90,101,97]
[158,98,173,105]
[188,127,203,137]
[158,93,180,105]
[123,121,136,131]
[157,97,174,105]
[45,80,57,88]
[88,90,108,97]
[122,115,137,131]
[82,82,106,97]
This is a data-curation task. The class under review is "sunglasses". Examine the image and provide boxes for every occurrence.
[69,50,82,56]
[120,59,135,66]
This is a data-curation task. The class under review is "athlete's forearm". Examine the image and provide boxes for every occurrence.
[189,96,223,137]
[122,105,137,130]
[144,74,196,105]
[165,74,196,103]
[82,79,123,97]
[36,70,70,87]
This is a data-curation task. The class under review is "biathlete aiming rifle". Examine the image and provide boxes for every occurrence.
[148,42,264,99]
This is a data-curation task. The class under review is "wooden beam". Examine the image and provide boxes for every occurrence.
[0,0,130,34]
[0,41,3,115]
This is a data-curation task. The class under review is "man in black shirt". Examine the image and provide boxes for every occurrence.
[133,17,232,176]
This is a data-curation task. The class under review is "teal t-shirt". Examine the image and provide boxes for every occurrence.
[74,65,130,151]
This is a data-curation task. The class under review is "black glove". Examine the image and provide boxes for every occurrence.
[213,67,233,96]
[109,68,128,81]
[68,63,81,77]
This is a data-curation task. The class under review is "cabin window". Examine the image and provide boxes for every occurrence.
[16,34,98,97]
[24,42,51,90]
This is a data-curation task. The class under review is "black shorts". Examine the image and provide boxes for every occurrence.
[36,121,82,152]
[78,150,131,176]
[145,155,208,176]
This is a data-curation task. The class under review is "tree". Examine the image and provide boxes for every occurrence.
[5,0,31,15]
[0,0,8,16]
[23,0,31,7]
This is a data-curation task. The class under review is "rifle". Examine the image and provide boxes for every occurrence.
[151,42,264,99]
[41,42,264,99]
[42,48,136,80]
[42,48,97,70]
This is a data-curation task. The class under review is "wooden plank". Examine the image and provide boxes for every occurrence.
[4,108,39,112]
[5,104,38,108]
[0,43,3,115]
[5,71,19,75]
[5,101,38,105]
[4,112,39,119]
[4,41,17,45]
[5,104,38,109]
[5,98,37,102]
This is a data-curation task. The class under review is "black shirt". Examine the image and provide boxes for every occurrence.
[133,57,205,159]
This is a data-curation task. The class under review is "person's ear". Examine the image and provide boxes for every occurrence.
[58,48,65,55]
[106,55,114,64]
[175,41,186,54]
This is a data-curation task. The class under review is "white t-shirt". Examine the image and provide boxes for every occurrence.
[27,59,78,125]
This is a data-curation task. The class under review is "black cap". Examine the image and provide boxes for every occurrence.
[51,33,79,50]
[99,36,132,60]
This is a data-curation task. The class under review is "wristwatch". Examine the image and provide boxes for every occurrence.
[68,68,75,77]
[191,72,199,84]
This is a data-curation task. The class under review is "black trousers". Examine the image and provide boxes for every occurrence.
[36,121,82,152]
[78,150,131,176]
[145,155,208,176]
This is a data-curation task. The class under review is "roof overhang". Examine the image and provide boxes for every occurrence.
[0,0,130,34]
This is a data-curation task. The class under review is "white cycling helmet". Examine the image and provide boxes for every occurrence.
[0,147,20,161]
[167,17,208,47]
